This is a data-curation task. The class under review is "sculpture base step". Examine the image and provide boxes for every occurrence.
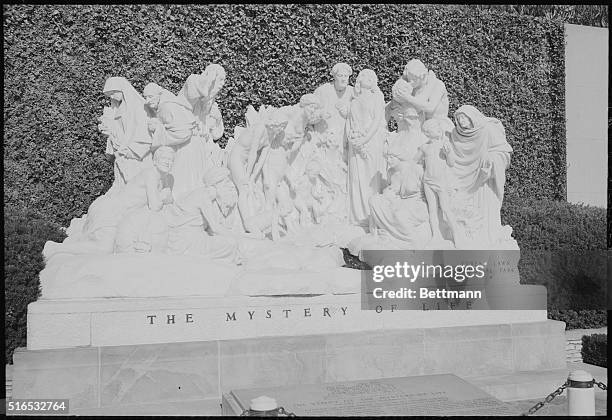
[12,320,566,412]
[27,293,546,350]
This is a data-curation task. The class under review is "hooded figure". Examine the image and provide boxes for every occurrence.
[449,104,513,244]
[100,76,153,193]
[178,64,227,166]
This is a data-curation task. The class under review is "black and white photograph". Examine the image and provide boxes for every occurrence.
[3,3,609,416]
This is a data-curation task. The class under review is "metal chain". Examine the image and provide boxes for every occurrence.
[240,406,296,417]
[277,406,296,417]
[594,378,607,391]
[520,380,568,416]
[521,377,607,416]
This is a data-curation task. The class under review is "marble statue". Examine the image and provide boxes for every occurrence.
[40,59,522,300]
[162,166,242,263]
[348,138,432,256]
[385,78,427,161]
[448,105,514,246]
[44,146,176,259]
[242,184,298,241]
[228,105,289,235]
[313,63,352,181]
[253,95,325,237]
[313,63,353,152]
[292,159,338,225]
[98,76,153,194]
[414,118,462,245]
[346,69,387,227]
[143,82,200,200]
[178,64,227,167]
[388,59,454,137]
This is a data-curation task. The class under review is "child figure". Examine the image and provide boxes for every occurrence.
[382,139,412,199]
[414,118,462,245]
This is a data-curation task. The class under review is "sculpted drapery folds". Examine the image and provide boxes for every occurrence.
[228,105,289,235]
[43,147,176,259]
[386,79,427,162]
[449,104,513,245]
[98,76,154,194]
[346,69,387,227]
[143,82,201,201]
[313,62,354,166]
[162,166,241,263]
[179,64,227,167]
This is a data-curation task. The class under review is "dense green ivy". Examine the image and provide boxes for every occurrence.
[4,4,566,225]
[4,208,66,364]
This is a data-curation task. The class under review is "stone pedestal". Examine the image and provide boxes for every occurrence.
[12,316,566,412]
[26,293,546,350]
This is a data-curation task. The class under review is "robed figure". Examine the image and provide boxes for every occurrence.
[449,105,513,245]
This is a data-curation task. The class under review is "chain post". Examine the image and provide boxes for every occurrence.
[521,373,608,416]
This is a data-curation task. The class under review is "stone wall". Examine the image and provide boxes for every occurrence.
[565,23,609,208]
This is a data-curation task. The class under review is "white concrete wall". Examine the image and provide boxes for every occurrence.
[565,24,608,208]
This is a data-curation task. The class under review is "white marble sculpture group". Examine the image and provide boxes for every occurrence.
[43,59,518,282]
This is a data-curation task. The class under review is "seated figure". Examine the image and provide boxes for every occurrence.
[348,139,432,256]
[162,166,244,264]
[43,147,176,259]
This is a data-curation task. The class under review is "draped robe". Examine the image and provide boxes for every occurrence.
[449,105,513,244]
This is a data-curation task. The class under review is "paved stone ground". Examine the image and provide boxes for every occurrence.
[505,393,607,416]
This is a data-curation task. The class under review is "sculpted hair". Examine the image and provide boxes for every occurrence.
[330,62,352,77]
[299,93,322,108]
[143,82,163,97]
[403,59,428,80]
[354,69,380,96]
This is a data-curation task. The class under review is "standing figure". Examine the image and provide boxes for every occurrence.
[313,62,354,166]
[257,95,325,214]
[414,119,462,244]
[385,78,427,161]
[228,106,289,234]
[178,64,227,167]
[449,105,513,245]
[387,59,454,138]
[98,76,153,195]
[311,62,353,221]
[143,82,200,200]
[346,69,387,227]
